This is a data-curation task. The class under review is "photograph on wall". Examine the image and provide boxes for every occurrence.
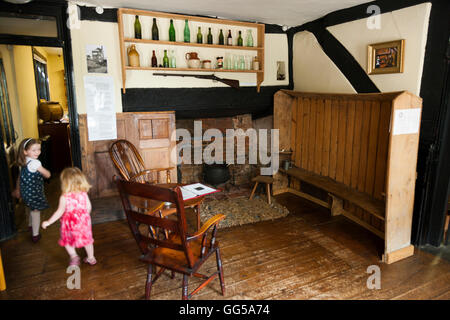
[277,61,286,80]
[86,45,107,73]
[367,40,405,75]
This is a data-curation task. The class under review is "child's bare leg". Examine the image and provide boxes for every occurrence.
[30,210,40,236]
[64,245,78,258]
[84,243,95,260]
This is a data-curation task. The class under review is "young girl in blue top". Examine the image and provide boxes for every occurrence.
[15,138,51,242]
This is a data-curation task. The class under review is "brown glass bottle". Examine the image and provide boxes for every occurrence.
[151,50,157,67]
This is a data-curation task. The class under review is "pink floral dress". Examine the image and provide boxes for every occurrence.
[58,192,94,248]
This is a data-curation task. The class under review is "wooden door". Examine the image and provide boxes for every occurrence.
[79,111,177,199]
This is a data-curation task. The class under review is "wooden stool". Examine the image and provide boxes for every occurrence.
[0,249,6,291]
[249,175,274,204]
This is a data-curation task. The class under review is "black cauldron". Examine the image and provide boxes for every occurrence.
[203,164,230,185]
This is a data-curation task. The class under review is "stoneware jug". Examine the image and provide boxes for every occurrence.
[127,44,140,67]
[185,52,200,68]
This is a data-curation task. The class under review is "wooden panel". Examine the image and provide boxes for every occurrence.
[350,100,364,189]
[295,98,303,168]
[328,100,339,180]
[290,98,297,159]
[138,119,153,139]
[321,99,332,177]
[301,98,310,170]
[273,91,293,152]
[151,119,169,139]
[314,99,324,175]
[335,99,347,183]
[385,92,422,255]
[343,100,355,186]
[307,98,317,172]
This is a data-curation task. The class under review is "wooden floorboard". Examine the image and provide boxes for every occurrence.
[0,192,449,300]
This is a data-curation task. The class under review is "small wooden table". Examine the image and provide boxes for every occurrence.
[156,183,205,230]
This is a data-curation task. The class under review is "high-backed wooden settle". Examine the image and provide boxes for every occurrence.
[273,90,422,264]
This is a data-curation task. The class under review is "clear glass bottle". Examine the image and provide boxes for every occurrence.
[184,19,190,43]
[239,55,245,69]
[151,18,159,40]
[169,49,176,68]
[197,26,203,44]
[163,49,169,67]
[246,29,253,47]
[169,19,175,42]
[134,16,141,39]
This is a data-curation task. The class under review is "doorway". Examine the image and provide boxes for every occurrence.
[0,2,79,241]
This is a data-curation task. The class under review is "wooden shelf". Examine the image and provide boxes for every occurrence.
[125,66,262,73]
[124,38,262,51]
[117,8,265,93]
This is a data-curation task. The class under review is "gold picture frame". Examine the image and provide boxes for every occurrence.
[367,39,405,74]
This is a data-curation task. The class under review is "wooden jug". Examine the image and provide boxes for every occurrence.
[127,44,140,67]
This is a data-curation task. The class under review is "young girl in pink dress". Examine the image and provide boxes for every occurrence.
[42,167,96,266]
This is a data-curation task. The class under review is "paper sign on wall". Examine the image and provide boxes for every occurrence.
[84,75,117,141]
[392,108,421,136]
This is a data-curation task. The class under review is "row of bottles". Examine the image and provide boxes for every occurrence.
[134,16,254,47]
[127,44,259,70]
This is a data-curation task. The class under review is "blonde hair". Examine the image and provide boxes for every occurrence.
[60,167,91,194]
[17,138,41,166]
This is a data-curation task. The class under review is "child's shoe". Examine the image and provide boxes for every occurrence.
[69,255,80,266]
[83,257,97,266]
[31,234,41,243]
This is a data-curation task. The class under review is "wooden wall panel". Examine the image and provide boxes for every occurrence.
[321,99,332,177]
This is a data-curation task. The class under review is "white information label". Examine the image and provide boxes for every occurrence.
[392,108,421,136]
[84,75,117,141]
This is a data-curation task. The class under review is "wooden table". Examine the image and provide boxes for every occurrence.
[156,183,205,230]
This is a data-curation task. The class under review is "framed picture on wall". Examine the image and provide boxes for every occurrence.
[367,40,405,74]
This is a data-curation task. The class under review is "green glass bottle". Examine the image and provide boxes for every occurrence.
[218,29,224,45]
[207,27,213,44]
[163,50,169,67]
[184,19,190,43]
[196,26,203,44]
[169,19,175,42]
[151,18,159,40]
[134,15,141,39]
[237,30,243,46]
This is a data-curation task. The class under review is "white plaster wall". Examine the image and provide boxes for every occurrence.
[327,2,431,96]
[293,31,356,93]
[70,16,289,114]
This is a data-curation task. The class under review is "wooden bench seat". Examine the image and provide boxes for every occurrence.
[281,167,385,221]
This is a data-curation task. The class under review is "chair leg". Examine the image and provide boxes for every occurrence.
[145,264,153,300]
[216,247,226,296]
[249,182,259,200]
[266,183,271,205]
[182,274,189,300]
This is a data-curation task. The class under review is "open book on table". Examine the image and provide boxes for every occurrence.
[180,183,220,201]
